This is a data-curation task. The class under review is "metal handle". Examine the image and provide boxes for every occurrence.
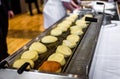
[85,17,97,22]
[0,60,9,69]
[17,62,30,74]
[96,2,104,5]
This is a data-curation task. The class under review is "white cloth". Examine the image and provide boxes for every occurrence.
[43,0,66,29]
[61,0,71,2]
[43,0,48,4]
[89,21,120,79]
[89,1,115,9]
[108,0,114,2]
[77,0,81,4]
[95,0,114,1]
[88,1,115,15]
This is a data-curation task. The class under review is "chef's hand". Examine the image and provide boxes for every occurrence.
[76,6,81,10]
[8,10,14,18]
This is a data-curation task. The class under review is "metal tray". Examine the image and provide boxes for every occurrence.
[65,14,103,79]
[0,11,103,79]
[11,17,88,69]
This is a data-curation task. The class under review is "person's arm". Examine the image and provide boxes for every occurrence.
[62,0,81,12]
[62,1,75,12]
[70,0,80,9]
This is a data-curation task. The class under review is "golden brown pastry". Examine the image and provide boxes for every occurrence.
[38,61,61,73]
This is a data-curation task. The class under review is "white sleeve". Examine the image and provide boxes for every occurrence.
[61,0,71,2]
[77,0,81,4]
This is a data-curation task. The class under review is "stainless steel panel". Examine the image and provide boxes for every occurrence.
[0,69,79,79]
[65,14,103,79]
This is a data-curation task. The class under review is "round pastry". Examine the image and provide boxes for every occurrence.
[62,20,72,26]
[57,23,67,27]
[41,35,58,44]
[38,61,61,73]
[70,26,83,31]
[21,50,39,61]
[65,14,78,22]
[50,29,62,36]
[56,25,68,32]
[56,45,72,57]
[70,29,83,35]
[29,42,47,54]
[67,34,80,43]
[48,53,66,66]
[62,40,76,48]
[76,23,88,29]
[76,20,86,25]
[69,14,78,19]
[65,17,75,22]
[13,59,34,69]
[84,14,93,18]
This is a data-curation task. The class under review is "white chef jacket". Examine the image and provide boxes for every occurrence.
[95,0,114,2]
[43,0,67,29]
[77,0,81,4]
[61,0,71,2]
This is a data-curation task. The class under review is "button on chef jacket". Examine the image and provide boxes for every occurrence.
[43,0,71,29]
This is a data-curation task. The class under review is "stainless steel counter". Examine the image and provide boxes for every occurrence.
[0,69,78,79]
